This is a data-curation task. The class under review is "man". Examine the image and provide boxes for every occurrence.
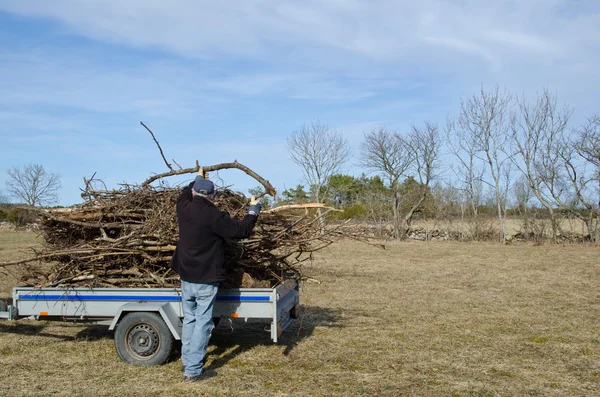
[170,168,261,382]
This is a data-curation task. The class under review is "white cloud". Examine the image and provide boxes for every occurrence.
[0,53,220,118]
[0,51,383,126]
[1,0,596,112]
[486,30,551,51]
[1,0,599,204]
[423,36,498,67]
[0,0,594,65]
[0,1,596,95]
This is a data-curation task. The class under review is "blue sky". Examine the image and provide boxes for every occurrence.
[0,0,598,205]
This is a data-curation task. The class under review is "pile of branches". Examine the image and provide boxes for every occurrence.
[4,162,354,289]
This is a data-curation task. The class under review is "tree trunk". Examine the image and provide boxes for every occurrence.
[460,203,465,241]
[495,184,505,243]
[584,212,599,243]
[549,208,560,243]
[317,207,325,235]
[392,188,401,239]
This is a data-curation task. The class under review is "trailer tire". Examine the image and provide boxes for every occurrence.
[114,312,173,366]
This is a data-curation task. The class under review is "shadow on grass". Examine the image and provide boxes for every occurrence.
[205,304,348,370]
[0,322,110,342]
[0,304,353,368]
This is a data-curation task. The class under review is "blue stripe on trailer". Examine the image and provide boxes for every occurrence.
[216,296,270,301]
[18,295,271,302]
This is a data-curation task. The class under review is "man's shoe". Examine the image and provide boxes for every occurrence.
[183,369,217,382]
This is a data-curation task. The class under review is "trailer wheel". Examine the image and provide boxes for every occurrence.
[114,312,173,366]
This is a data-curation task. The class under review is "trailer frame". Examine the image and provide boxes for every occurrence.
[0,279,299,365]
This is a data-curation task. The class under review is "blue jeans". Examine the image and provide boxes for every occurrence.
[181,281,219,377]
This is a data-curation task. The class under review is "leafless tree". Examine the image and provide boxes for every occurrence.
[287,121,351,230]
[446,116,485,224]
[509,89,572,241]
[457,86,513,242]
[359,183,392,238]
[512,174,546,239]
[287,121,351,202]
[0,190,8,204]
[431,183,459,217]
[403,121,441,229]
[6,163,61,207]
[500,162,513,220]
[579,114,600,240]
[564,115,600,241]
[513,175,533,216]
[574,114,600,168]
[361,128,412,238]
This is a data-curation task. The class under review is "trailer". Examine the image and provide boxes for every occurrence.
[0,279,299,366]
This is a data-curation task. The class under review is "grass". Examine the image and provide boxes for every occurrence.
[0,231,599,396]
[412,217,591,238]
[0,230,41,296]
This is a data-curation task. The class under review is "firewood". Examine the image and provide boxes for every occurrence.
[3,161,371,288]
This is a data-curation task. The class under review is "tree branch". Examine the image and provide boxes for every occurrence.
[140,121,173,171]
[142,161,277,196]
[264,203,341,213]
[0,249,96,267]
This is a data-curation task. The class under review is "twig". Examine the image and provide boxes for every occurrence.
[82,172,97,193]
[273,215,309,239]
[41,213,138,229]
[0,250,95,267]
[172,159,183,170]
[140,121,173,171]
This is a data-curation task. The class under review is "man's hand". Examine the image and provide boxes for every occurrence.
[197,166,206,178]
[248,196,262,217]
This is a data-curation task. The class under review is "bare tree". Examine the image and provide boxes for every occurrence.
[357,176,392,237]
[287,121,351,229]
[431,182,460,218]
[509,89,572,241]
[360,123,440,238]
[576,116,600,229]
[457,86,513,243]
[565,115,600,241]
[513,175,533,216]
[361,128,412,238]
[500,162,513,220]
[6,163,62,207]
[446,116,486,232]
[574,114,600,168]
[0,190,8,204]
[402,121,441,229]
[512,174,545,239]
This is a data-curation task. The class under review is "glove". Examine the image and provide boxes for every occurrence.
[248,196,262,217]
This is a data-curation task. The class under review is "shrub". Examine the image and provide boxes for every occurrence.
[0,209,6,221]
[6,208,36,227]
[331,204,367,220]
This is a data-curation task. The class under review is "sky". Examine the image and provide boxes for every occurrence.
[0,0,598,206]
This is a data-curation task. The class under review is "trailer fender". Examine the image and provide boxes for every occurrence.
[109,302,182,340]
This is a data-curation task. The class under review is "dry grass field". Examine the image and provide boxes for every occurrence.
[412,217,591,239]
[0,230,599,396]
